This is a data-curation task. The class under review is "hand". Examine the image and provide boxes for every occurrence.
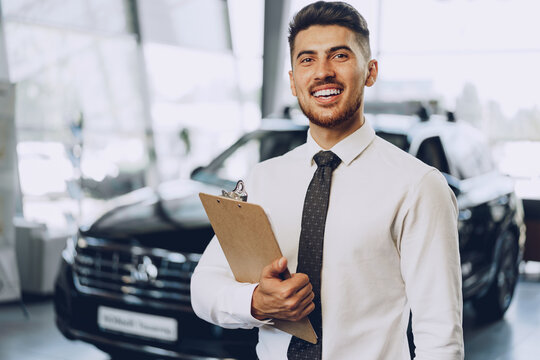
[251,257,315,322]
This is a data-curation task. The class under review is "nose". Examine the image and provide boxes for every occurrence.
[314,59,335,80]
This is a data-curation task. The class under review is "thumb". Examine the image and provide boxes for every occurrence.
[264,257,288,279]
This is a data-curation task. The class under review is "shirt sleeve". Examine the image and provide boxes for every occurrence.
[190,236,271,329]
[190,165,272,330]
[399,169,464,360]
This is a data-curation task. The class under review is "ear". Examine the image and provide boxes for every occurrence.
[289,70,297,97]
[365,60,378,87]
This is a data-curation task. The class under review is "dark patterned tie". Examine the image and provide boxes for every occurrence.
[287,150,342,360]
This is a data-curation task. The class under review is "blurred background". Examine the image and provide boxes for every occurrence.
[0,0,539,359]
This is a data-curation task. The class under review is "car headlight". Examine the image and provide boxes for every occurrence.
[62,234,77,264]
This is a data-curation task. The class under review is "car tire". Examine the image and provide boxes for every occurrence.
[472,232,519,322]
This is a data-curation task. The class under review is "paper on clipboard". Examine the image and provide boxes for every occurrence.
[199,192,317,344]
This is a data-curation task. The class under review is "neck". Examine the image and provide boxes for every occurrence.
[310,110,365,150]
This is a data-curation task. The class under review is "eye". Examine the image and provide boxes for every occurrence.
[333,53,348,60]
[300,57,313,64]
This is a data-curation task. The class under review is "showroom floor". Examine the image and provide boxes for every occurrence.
[1,269,540,360]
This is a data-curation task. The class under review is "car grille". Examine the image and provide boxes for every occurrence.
[73,236,200,310]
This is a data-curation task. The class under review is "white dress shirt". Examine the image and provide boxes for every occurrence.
[191,120,464,360]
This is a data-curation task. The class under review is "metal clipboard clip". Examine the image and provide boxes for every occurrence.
[221,180,248,202]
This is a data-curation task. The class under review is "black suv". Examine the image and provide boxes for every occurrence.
[54,116,526,359]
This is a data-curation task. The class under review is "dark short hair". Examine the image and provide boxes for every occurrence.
[288,1,371,60]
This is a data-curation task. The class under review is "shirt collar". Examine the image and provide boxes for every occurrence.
[305,119,376,167]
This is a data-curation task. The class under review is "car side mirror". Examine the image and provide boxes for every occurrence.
[442,173,461,197]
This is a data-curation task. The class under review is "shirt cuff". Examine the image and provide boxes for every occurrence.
[229,282,273,327]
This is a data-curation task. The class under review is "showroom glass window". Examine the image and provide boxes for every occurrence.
[139,0,264,181]
[1,0,147,229]
[1,0,264,230]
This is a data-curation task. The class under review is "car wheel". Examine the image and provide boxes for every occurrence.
[472,232,519,322]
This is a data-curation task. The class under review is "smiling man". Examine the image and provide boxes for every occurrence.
[191,2,464,359]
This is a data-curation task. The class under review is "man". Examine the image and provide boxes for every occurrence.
[191,2,464,359]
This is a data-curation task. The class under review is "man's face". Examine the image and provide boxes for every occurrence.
[289,25,376,128]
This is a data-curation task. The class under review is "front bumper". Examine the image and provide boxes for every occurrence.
[54,258,257,360]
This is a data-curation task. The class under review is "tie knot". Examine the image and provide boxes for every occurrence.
[313,151,341,170]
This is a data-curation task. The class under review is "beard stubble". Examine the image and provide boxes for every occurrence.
[299,94,362,129]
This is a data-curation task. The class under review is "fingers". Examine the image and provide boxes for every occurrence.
[296,300,316,321]
[274,273,310,299]
[255,259,316,322]
[294,280,313,303]
[283,284,315,321]
[263,257,288,279]
[289,272,310,288]
[297,287,315,311]
[286,281,314,312]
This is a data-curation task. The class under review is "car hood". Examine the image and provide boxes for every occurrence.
[84,179,221,238]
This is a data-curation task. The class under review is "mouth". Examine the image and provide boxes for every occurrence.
[310,87,343,103]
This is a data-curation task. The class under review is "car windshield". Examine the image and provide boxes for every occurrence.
[376,131,410,152]
[192,129,307,188]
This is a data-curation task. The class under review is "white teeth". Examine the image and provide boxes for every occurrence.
[313,88,342,97]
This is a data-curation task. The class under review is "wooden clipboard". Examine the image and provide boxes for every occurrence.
[199,192,317,344]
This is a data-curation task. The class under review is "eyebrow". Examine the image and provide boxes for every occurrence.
[295,45,353,61]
